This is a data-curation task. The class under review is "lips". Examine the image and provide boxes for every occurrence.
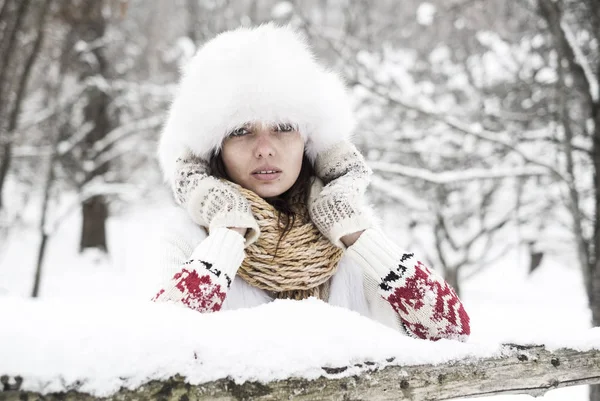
[251,165,282,174]
[252,172,282,181]
[251,166,282,181]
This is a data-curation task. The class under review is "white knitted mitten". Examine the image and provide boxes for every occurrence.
[173,150,260,247]
[309,141,373,248]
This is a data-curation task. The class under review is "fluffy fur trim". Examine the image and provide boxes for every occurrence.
[158,23,356,181]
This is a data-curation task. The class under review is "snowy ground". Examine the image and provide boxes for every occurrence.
[0,200,595,400]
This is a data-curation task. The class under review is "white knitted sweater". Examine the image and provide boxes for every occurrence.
[152,207,471,342]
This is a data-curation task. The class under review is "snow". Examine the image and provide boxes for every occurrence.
[0,203,596,400]
[271,1,294,19]
[0,296,491,397]
[163,37,196,67]
[416,3,436,26]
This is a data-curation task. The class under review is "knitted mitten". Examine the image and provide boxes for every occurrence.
[173,150,260,247]
[346,228,471,342]
[308,140,373,248]
[152,228,245,312]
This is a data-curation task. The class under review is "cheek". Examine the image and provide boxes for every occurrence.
[281,137,305,186]
[221,143,245,180]
[291,137,305,171]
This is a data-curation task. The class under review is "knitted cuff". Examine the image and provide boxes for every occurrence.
[308,178,373,248]
[327,214,373,248]
[190,227,246,280]
[345,228,417,285]
[209,213,260,247]
[187,178,260,248]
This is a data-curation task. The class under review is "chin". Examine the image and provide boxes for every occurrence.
[252,183,292,198]
[254,187,285,198]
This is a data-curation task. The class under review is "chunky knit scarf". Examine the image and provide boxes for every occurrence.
[229,180,344,301]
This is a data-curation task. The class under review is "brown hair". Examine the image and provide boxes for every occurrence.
[208,151,316,244]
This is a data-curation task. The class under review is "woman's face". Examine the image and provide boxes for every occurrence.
[221,122,305,198]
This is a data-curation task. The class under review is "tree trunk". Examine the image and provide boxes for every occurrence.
[1,344,599,400]
[445,265,460,297]
[591,85,600,401]
[0,143,11,209]
[31,99,60,298]
[535,5,600,401]
[80,195,108,253]
[58,0,114,253]
[582,2,600,401]
[186,0,200,44]
[0,0,48,210]
[31,233,48,297]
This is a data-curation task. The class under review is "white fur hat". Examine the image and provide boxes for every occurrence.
[157,23,356,181]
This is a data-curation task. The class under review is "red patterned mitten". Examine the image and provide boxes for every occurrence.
[346,228,471,341]
[152,228,245,313]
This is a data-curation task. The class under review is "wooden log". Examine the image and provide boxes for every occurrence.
[1,344,599,401]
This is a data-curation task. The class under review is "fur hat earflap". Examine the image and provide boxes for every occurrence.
[158,23,356,181]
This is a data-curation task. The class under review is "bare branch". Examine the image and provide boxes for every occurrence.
[369,175,430,213]
[91,114,165,157]
[462,240,517,280]
[369,161,549,184]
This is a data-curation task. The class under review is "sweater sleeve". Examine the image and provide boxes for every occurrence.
[152,227,245,313]
[345,228,471,342]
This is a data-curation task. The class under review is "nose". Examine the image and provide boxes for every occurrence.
[253,132,275,158]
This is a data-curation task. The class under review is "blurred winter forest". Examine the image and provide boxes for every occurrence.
[1,0,600,360]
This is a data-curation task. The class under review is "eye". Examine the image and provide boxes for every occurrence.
[229,127,249,137]
[274,123,296,133]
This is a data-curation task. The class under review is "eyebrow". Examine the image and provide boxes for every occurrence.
[272,122,298,129]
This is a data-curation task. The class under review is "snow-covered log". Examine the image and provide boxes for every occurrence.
[2,344,599,401]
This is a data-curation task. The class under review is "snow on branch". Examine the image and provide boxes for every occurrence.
[108,79,176,98]
[17,79,173,133]
[42,181,139,235]
[369,161,549,184]
[91,114,165,157]
[370,175,430,212]
[356,74,569,183]
[17,114,161,163]
[560,20,599,103]
[56,122,95,156]
[2,345,599,400]
[2,298,599,401]
[11,145,52,158]
[16,85,90,131]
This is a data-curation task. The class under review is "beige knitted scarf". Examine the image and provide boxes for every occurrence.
[230,181,344,301]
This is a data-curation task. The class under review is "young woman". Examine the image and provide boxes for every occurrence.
[153,23,470,342]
